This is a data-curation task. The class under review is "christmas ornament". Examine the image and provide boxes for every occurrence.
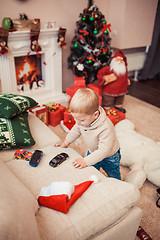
[77,63,84,71]
[0,28,9,55]
[93,29,98,34]
[74,43,78,48]
[57,27,67,48]
[2,17,13,31]
[19,13,28,20]
[38,175,99,214]
[30,19,41,55]
[89,16,94,21]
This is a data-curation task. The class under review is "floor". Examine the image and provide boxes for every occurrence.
[127,77,160,108]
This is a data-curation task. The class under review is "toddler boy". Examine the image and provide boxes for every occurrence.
[54,88,121,180]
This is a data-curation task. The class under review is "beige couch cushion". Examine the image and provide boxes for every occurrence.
[7,144,140,240]
[28,112,61,149]
[0,161,41,240]
[0,112,60,163]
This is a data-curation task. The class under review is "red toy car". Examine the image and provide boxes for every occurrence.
[14,149,32,161]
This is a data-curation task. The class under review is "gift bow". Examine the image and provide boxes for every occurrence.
[102,23,111,33]
[47,103,60,112]
[106,109,117,116]
[79,30,89,36]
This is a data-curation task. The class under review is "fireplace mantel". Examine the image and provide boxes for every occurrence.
[0,28,68,105]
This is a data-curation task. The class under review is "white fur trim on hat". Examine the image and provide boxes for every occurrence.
[89,175,99,183]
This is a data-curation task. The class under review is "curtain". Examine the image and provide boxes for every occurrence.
[138,0,160,80]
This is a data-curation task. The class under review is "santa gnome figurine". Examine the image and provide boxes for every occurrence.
[97,50,130,113]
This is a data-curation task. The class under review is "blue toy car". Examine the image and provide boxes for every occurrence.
[29,150,43,167]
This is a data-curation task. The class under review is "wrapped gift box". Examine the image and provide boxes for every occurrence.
[46,103,66,127]
[105,108,125,125]
[87,83,102,106]
[98,95,102,106]
[74,76,86,87]
[49,109,61,127]
[63,109,76,130]
[66,85,85,99]
[59,105,66,120]
[87,83,101,95]
[61,120,76,132]
[64,109,75,123]
[46,103,66,126]
[29,105,49,125]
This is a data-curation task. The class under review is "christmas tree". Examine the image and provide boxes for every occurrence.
[68,0,112,84]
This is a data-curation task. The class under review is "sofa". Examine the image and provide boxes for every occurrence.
[0,112,142,240]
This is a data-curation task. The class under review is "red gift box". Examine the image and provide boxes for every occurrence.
[29,105,49,125]
[87,83,102,106]
[105,108,125,125]
[87,83,101,95]
[59,105,66,120]
[63,109,76,130]
[74,76,86,87]
[61,120,76,131]
[46,103,66,124]
[66,85,85,99]
[64,110,75,123]
[98,94,102,106]
[49,109,61,127]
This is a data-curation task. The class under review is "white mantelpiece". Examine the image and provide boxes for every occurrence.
[0,28,68,105]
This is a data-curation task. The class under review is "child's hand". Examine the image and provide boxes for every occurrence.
[73,158,87,169]
[54,139,69,148]
[54,142,62,147]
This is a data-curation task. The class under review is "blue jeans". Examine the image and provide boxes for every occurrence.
[87,149,121,180]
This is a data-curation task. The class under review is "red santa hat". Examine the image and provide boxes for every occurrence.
[113,50,128,67]
[38,175,99,214]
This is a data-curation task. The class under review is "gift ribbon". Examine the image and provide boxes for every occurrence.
[66,109,74,123]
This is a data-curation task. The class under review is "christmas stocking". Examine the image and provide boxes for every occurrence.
[0,28,9,55]
[30,19,41,54]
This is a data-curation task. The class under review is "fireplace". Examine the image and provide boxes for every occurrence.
[0,29,68,105]
[15,54,44,91]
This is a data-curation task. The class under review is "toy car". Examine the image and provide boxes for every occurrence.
[29,150,43,167]
[14,149,32,161]
[136,226,152,240]
[49,152,69,168]
[156,188,160,208]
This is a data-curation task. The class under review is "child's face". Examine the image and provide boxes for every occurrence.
[72,111,99,126]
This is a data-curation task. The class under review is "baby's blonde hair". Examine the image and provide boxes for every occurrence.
[69,88,99,114]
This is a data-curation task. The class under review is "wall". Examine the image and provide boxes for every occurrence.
[0,0,158,91]
[108,0,158,49]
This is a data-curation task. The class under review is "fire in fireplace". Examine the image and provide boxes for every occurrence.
[14,55,44,92]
